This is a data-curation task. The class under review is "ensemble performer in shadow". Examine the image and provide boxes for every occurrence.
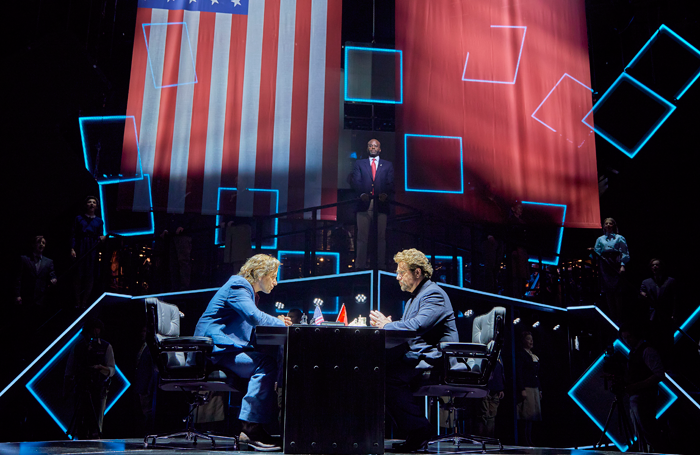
[71,196,106,309]
[351,138,394,270]
[194,254,292,451]
[64,319,115,439]
[15,235,57,310]
[592,217,630,322]
[370,248,458,452]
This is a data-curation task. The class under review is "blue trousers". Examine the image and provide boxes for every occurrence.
[213,350,278,424]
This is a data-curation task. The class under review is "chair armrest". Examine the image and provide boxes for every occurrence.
[160,336,214,352]
[439,342,489,356]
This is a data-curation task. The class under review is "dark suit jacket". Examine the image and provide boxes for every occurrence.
[385,279,459,365]
[351,157,394,214]
[16,255,56,306]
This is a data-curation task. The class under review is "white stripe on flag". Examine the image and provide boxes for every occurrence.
[167,10,200,213]
[304,0,328,218]
[237,0,266,217]
[135,7,169,212]
[271,0,297,216]
[202,13,233,215]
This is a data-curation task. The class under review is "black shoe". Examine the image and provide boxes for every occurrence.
[239,422,281,452]
[391,426,434,452]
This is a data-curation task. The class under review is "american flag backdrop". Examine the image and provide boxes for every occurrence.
[119,0,341,220]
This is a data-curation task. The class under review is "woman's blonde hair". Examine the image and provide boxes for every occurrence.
[394,248,433,279]
[238,254,281,285]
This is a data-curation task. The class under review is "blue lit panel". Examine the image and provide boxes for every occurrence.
[98,174,155,237]
[215,188,279,250]
[426,255,464,288]
[344,46,403,104]
[531,73,593,138]
[277,250,340,282]
[404,134,464,194]
[581,72,676,159]
[626,25,700,100]
[78,116,143,184]
[522,201,566,266]
[462,25,527,84]
[26,332,131,439]
[142,22,198,89]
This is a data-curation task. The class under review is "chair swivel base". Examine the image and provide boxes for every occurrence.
[427,432,502,453]
[144,429,238,448]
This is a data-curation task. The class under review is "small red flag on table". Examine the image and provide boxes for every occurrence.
[337,304,348,326]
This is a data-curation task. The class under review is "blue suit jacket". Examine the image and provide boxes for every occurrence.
[385,279,459,363]
[194,275,285,354]
[351,157,394,214]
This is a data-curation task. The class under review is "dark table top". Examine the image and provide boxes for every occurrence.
[255,325,415,349]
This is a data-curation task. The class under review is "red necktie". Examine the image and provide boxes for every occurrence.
[371,158,377,195]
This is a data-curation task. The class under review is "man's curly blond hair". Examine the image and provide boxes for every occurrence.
[238,254,281,285]
[394,248,433,279]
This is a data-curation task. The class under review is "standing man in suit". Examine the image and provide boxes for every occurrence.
[351,138,394,270]
[370,249,459,451]
[15,235,57,307]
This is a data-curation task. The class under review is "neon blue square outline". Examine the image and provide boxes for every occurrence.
[78,116,143,184]
[522,201,566,266]
[25,331,131,439]
[581,72,676,159]
[626,24,700,101]
[98,174,155,237]
[427,255,464,287]
[531,73,593,132]
[462,25,527,85]
[142,22,198,89]
[215,188,279,250]
[568,338,677,451]
[404,134,464,194]
[344,46,403,104]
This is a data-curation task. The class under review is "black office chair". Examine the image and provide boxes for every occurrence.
[414,306,506,453]
[143,297,240,448]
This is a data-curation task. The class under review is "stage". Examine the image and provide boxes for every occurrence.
[0,438,643,455]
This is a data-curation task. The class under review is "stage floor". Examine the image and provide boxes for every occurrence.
[0,438,648,455]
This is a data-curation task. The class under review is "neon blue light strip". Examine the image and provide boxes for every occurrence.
[674,304,700,343]
[98,174,155,237]
[26,333,131,438]
[344,46,403,104]
[404,134,464,194]
[142,22,198,89]
[625,25,700,100]
[568,355,630,452]
[595,306,619,331]
[664,373,700,411]
[581,72,676,159]
[78,116,143,183]
[566,305,596,310]
[135,288,220,300]
[438,282,567,312]
[462,25,527,84]
[531,73,593,132]
[656,382,677,419]
[522,201,566,266]
[215,188,279,249]
[0,292,130,398]
[566,305,619,330]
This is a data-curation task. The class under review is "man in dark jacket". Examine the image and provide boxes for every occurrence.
[351,139,394,270]
[371,249,458,451]
[16,235,57,307]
